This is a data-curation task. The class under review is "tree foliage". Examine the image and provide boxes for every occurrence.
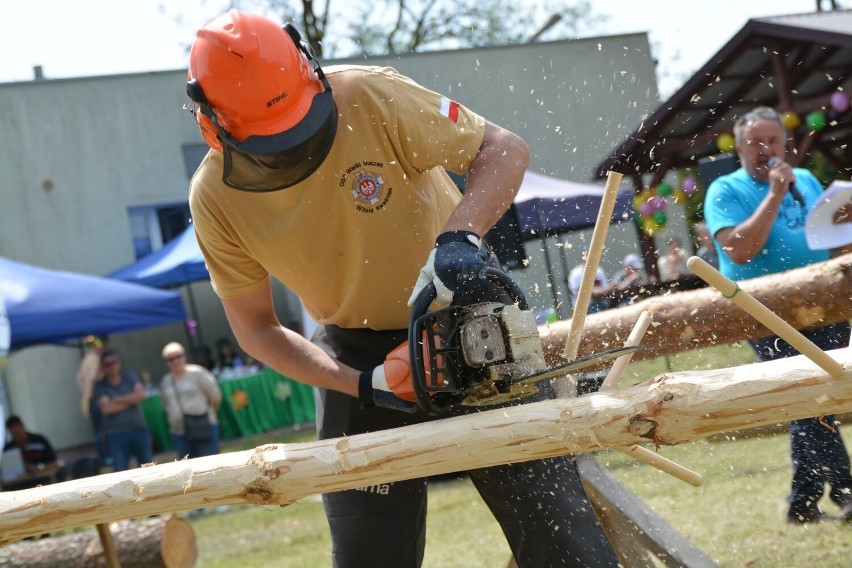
[230,0,604,57]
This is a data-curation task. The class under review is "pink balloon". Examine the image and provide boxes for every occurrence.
[639,202,654,217]
[682,176,697,194]
[831,91,849,113]
[649,195,667,211]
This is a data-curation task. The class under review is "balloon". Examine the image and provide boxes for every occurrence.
[652,210,667,225]
[831,91,849,113]
[781,111,801,130]
[657,181,673,196]
[641,217,658,236]
[805,111,826,131]
[681,176,697,194]
[231,389,249,410]
[672,189,688,205]
[649,195,667,211]
[639,202,654,217]
[716,133,735,153]
[634,188,654,210]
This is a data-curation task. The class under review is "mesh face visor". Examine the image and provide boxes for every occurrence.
[216,90,338,192]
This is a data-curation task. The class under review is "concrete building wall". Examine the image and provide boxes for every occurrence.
[0,33,661,449]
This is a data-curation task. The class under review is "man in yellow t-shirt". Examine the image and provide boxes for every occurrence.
[186,10,617,567]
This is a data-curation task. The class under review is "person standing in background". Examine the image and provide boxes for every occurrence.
[613,253,654,306]
[159,341,222,461]
[693,222,719,269]
[567,246,612,313]
[704,105,852,524]
[657,237,690,281]
[75,335,110,464]
[92,349,153,471]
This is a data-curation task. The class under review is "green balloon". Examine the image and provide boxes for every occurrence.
[805,111,826,131]
[657,182,673,196]
[652,210,667,225]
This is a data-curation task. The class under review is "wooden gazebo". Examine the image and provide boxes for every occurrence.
[594,10,852,274]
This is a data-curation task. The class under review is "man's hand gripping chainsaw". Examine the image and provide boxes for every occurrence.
[364,264,639,415]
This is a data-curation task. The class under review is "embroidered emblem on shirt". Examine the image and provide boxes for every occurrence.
[352,170,384,205]
[339,162,393,213]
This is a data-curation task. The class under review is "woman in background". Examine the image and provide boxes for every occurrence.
[160,342,222,460]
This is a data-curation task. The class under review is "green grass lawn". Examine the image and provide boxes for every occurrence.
[186,343,852,567]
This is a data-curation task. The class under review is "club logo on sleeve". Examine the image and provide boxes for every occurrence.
[338,161,393,213]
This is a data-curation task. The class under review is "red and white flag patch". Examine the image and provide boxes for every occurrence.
[439,97,459,123]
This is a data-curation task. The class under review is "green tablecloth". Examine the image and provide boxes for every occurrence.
[141,370,315,452]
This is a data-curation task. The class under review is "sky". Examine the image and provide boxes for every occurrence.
[0,0,832,98]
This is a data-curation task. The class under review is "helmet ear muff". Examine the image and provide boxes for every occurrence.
[196,112,223,152]
[186,79,224,152]
[283,23,317,65]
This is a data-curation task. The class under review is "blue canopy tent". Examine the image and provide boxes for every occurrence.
[107,224,210,348]
[107,224,208,288]
[0,256,186,351]
[513,171,634,239]
[512,172,634,310]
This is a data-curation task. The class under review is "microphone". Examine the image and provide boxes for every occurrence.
[767,157,806,208]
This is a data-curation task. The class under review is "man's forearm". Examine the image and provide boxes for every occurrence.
[236,324,359,397]
[100,399,131,415]
[445,122,529,237]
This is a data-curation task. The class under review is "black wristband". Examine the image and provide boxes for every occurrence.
[435,230,480,247]
[358,371,375,408]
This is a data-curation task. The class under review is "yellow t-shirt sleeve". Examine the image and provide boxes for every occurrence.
[189,155,270,299]
[383,69,486,175]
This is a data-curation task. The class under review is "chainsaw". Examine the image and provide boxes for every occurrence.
[407,267,639,415]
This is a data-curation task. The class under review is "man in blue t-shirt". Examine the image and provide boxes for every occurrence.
[93,349,152,472]
[704,106,852,524]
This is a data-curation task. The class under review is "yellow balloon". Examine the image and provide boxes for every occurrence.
[781,111,800,130]
[642,217,658,236]
[716,133,735,153]
[672,189,688,205]
[634,188,654,211]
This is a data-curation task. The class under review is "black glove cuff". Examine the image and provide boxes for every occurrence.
[435,230,480,248]
[358,371,375,408]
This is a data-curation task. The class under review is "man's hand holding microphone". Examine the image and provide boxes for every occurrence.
[768,156,806,207]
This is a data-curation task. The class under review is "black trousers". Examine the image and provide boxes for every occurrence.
[750,321,852,516]
[312,324,619,568]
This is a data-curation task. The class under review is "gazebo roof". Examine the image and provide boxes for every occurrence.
[594,10,852,180]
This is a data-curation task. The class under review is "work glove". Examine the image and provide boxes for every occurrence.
[407,230,487,307]
[358,341,419,413]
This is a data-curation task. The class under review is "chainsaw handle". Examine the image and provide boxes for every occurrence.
[409,267,529,316]
[408,266,529,415]
[408,281,442,414]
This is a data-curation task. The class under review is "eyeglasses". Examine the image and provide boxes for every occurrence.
[165,354,185,363]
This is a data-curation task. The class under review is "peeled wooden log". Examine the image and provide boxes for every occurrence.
[540,252,852,363]
[0,515,196,567]
[1,348,850,542]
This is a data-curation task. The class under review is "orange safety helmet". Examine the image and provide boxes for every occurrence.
[186,10,338,191]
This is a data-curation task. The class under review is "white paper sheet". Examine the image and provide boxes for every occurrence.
[805,179,852,250]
